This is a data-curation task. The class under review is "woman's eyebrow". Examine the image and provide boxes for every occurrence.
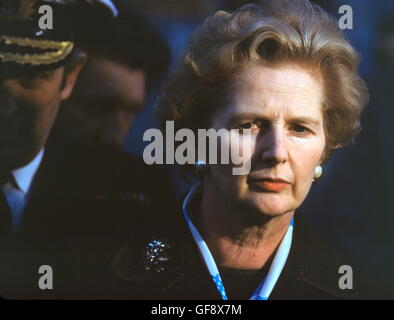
[288,116,321,127]
[226,112,266,125]
[225,113,321,127]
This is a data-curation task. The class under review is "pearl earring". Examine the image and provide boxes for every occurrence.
[195,160,209,175]
[313,165,323,181]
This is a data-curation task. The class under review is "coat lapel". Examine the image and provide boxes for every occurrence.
[112,208,360,300]
[270,214,360,300]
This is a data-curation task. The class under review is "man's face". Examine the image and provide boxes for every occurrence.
[60,57,146,149]
[0,68,66,171]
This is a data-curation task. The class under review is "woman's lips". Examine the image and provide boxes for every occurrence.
[250,179,291,192]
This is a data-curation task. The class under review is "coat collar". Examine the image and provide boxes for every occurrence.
[270,213,360,299]
[112,198,360,299]
[12,149,44,194]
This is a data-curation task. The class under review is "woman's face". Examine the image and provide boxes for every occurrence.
[207,65,326,217]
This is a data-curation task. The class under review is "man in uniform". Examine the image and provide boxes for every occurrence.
[54,0,171,150]
[0,0,172,299]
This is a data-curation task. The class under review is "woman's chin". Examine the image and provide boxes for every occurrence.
[246,193,297,217]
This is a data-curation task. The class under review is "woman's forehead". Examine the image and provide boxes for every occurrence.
[233,64,323,94]
[221,66,324,120]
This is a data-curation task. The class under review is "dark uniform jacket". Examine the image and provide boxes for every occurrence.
[0,134,174,299]
[110,202,360,300]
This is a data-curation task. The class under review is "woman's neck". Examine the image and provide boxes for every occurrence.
[198,185,294,270]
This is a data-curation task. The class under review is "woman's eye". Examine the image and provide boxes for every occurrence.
[238,122,259,130]
[291,124,309,135]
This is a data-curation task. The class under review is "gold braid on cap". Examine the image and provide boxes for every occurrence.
[0,36,74,65]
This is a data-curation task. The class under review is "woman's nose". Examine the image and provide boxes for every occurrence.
[260,126,288,165]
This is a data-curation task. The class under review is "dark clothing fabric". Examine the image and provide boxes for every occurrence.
[0,188,12,243]
[219,266,270,300]
[110,202,360,300]
[0,134,174,299]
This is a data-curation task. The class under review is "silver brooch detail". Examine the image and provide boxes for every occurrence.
[144,240,171,272]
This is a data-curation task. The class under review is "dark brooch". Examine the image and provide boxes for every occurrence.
[144,240,171,272]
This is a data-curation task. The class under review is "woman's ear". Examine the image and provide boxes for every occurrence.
[60,51,88,101]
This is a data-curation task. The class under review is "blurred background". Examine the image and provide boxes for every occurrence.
[58,0,394,298]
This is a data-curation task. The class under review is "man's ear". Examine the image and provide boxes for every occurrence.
[60,51,87,101]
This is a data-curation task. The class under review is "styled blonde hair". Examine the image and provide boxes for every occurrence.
[156,0,369,162]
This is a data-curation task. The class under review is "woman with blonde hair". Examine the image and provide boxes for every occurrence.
[113,0,368,299]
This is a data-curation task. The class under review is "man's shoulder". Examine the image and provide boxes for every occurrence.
[41,134,171,197]
[27,134,175,229]
[45,134,155,177]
